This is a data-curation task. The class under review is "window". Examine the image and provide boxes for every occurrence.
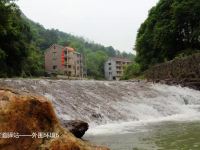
[116,61,121,65]
[117,66,121,70]
[53,65,57,70]
[52,52,56,60]
[109,67,112,70]
[117,71,122,74]
[108,63,111,65]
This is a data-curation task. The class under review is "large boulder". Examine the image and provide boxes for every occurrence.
[0,87,109,150]
[62,120,89,138]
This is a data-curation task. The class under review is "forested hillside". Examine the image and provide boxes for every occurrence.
[24,17,134,79]
[0,0,134,79]
[136,0,200,71]
[0,0,43,77]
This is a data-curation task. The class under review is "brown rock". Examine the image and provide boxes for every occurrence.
[62,120,89,138]
[0,87,109,150]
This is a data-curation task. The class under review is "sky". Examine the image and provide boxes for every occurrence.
[16,0,158,53]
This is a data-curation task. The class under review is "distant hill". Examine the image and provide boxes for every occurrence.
[22,15,135,79]
[0,0,134,78]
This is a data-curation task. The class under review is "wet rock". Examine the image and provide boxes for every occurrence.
[61,120,89,138]
[91,113,102,119]
[0,87,109,150]
[183,98,189,105]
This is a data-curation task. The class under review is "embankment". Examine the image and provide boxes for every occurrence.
[145,53,200,90]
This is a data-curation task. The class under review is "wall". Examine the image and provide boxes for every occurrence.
[45,44,64,74]
[104,59,117,80]
[145,53,200,90]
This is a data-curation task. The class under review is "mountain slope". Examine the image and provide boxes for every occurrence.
[23,15,135,79]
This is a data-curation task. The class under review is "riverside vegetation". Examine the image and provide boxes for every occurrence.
[1,0,200,81]
[135,0,200,71]
[0,0,134,79]
[122,0,200,81]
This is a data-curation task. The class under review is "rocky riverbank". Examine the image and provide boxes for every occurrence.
[0,87,109,150]
[145,53,200,90]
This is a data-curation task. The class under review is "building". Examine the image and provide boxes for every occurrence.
[45,44,85,77]
[104,57,132,80]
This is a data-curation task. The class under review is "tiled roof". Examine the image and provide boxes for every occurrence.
[64,47,75,52]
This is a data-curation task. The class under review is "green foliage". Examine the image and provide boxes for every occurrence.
[121,63,141,80]
[23,16,135,79]
[21,46,44,77]
[136,0,200,71]
[86,51,108,79]
[0,0,43,77]
[0,0,134,78]
[0,0,45,77]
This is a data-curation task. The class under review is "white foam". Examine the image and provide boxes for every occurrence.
[86,111,200,136]
[2,79,200,135]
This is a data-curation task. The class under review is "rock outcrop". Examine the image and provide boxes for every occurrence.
[145,53,200,90]
[61,120,89,138]
[0,87,109,150]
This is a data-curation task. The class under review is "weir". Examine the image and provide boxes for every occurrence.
[1,79,200,128]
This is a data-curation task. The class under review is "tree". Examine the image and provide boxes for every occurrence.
[86,51,108,79]
[135,0,200,71]
[0,0,43,77]
[0,0,134,78]
[121,63,141,80]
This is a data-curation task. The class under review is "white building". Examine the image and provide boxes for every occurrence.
[104,57,132,80]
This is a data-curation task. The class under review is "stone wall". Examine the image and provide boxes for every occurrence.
[145,53,200,90]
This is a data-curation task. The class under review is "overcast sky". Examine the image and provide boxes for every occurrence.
[16,0,158,53]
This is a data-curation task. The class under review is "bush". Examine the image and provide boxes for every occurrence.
[121,63,141,80]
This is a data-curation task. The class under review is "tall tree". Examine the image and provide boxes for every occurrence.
[0,0,43,77]
[136,0,200,71]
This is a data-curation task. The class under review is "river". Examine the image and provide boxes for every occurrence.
[0,79,200,150]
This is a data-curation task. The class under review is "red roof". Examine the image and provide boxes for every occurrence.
[65,47,75,52]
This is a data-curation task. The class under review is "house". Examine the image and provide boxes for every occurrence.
[45,44,85,77]
[104,57,132,80]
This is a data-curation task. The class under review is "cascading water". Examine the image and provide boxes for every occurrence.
[1,79,200,149]
[1,79,200,127]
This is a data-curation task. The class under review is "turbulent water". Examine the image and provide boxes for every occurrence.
[1,79,200,149]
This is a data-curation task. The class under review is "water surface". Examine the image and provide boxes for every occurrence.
[85,121,200,150]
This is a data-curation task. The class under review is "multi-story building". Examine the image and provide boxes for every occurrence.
[104,57,132,80]
[45,44,85,77]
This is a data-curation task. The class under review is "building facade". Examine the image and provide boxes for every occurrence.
[45,44,85,77]
[104,57,132,80]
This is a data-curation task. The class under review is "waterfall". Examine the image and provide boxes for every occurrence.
[1,79,200,128]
